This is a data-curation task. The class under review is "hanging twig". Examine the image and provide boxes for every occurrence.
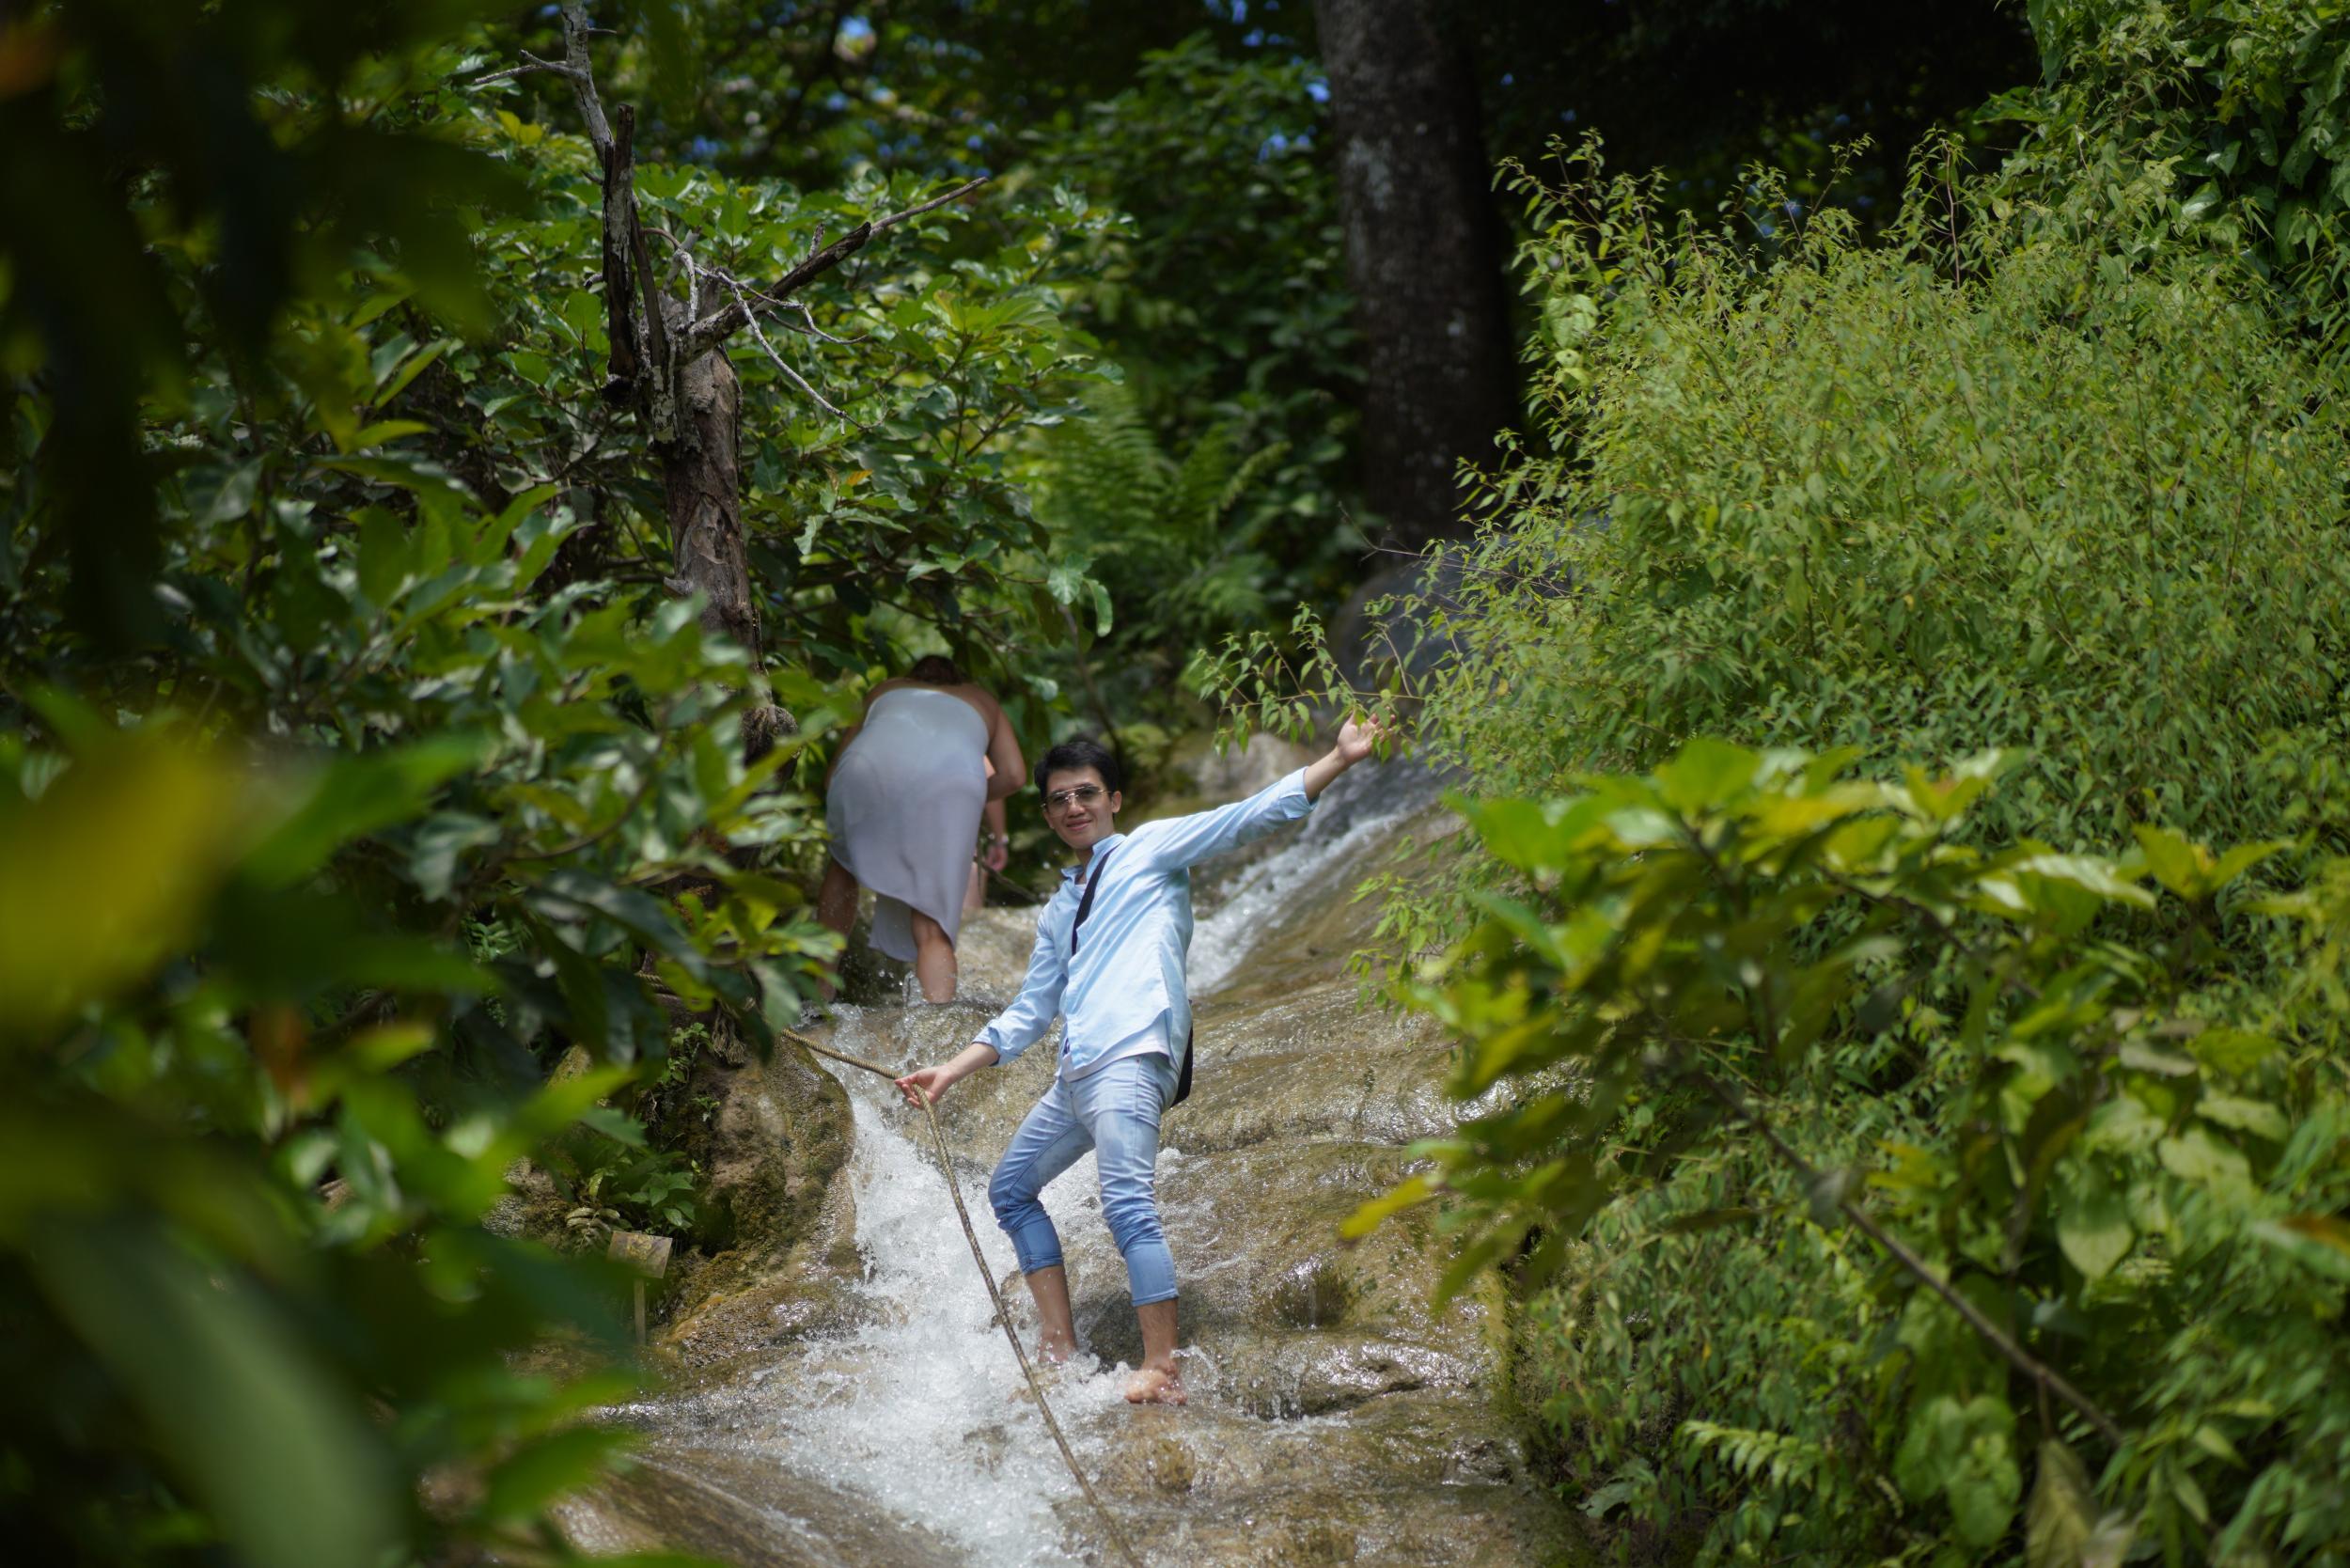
[716,271,865,427]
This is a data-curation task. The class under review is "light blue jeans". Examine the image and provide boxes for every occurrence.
[987,1052,1182,1306]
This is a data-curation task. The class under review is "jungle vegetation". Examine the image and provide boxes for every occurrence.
[8,1,2344,1565]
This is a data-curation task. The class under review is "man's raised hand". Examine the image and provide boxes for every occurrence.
[1302,713,1391,801]
[1335,713,1387,764]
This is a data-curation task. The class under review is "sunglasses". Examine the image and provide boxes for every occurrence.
[1042,784,1108,812]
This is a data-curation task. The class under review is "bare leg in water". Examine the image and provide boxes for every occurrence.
[909,908,957,1004]
[816,860,858,999]
[1021,1265,1184,1404]
[820,862,958,1004]
[1023,1264,1079,1364]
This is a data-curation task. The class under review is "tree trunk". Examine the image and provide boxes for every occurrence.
[661,324,791,762]
[1313,0,1516,552]
[661,324,760,663]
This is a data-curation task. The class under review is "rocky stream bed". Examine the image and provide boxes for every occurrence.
[548,758,1575,1566]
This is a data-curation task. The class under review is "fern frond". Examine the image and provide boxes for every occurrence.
[1678,1420,1834,1494]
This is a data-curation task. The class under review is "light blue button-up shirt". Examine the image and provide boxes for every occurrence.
[975,768,1316,1078]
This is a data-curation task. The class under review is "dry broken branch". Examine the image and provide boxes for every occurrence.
[467,52,580,87]
[679,175,990,362]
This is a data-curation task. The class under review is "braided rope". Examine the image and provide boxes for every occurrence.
[781,1027,1146,1568]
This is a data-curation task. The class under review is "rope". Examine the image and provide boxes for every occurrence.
[779,1026,1147,1568]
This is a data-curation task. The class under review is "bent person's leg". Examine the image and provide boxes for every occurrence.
[988,1081,1091,1362]
[1085,1057,1183,1403]
[817,858,858,935]
[908,907,957,1003]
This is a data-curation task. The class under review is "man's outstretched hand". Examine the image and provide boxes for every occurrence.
[1334,713,1387,764]
[896,1065,954,1108]
[895,1042,998,1108]
[1304,713,1393,801]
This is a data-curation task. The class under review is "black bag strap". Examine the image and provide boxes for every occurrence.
[1070,846,1116,956]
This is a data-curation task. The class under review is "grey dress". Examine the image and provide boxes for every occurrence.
[825,685,990,962]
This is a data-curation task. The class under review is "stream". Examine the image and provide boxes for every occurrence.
[557,763,1572,1565]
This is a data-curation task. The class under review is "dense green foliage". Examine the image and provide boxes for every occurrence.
[0,3,1115,1561]
[1402,144,2350,859]
[1263,9,2350,1565]
[1994,0,2350,337]
[1365,744,2350,1562]
[1021,36,1361,687]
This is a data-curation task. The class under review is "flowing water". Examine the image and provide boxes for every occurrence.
[562,764,1572,1566]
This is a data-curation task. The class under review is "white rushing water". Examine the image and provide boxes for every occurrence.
[652,761,1449,1565]
[1182,759,1441,995]
[753,1043,1129,1564]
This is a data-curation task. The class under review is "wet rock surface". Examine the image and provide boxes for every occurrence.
[569,767,1572,1565]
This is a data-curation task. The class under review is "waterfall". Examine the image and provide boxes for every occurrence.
[601,758,1560,1566]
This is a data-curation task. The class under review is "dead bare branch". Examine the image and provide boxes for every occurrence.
[467,53,580,87]
[679,175,991,361]
[556,3,614,153]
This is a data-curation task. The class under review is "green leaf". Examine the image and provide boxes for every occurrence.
[2198,1092,2289,1143]
[2010,853,2156,910]
[479,1425,636,1524]
[346,419,430,450]
[0,743,248,1039]
[2132,824,2204,898]
[1655,737,1758,813]
[2158,1127,2252,1190]
[2055,1166,2132,1281]
[408,811,504,902]
[356,507,415,609]
[243,735,492,888]
[1340,1173,1439,1240]
[203,459,263,524]
[2206,839,2291,891]
[2024,1439,2094,1568]
[29,1216,398,1568]
[371,337,452,409]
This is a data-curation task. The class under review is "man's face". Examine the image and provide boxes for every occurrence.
[1041,765,1120,853]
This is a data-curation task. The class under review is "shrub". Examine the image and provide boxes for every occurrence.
[1359,741,2350,1564]
[1991,0,2350,338]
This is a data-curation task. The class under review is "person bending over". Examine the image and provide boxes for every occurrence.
[820,655,1025,1003]
[895,719,1384,1404]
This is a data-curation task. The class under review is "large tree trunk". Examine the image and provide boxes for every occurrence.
[1314,0,1516,552]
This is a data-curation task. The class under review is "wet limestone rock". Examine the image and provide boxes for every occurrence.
[556,1445,967,1568]
[657,1026,864,1368]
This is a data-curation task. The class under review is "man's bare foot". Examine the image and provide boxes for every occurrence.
[1124,1365,1185,1405]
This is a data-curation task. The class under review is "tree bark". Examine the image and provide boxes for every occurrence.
[660,315,760,664]
[1313,0,1516,552]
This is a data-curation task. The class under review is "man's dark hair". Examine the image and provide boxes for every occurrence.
[907,653,964,685]
[1035,736,1122,795]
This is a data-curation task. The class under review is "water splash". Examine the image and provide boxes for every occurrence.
[1185,759,1444,995]
[656,1006,1140,1564]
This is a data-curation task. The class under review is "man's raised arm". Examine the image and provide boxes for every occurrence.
[1136,717,1386,873]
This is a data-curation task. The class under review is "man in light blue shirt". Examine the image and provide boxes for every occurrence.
[897,718,1383,1404]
